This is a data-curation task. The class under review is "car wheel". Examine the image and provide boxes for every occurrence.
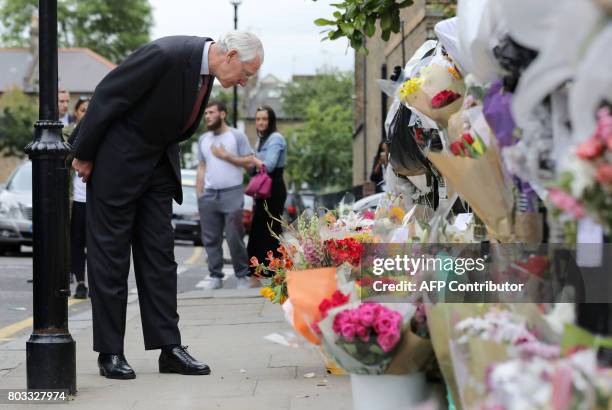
[0,244,20,255]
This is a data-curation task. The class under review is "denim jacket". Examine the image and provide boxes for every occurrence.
[256,132,286,172]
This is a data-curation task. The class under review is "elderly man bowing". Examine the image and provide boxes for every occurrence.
[71,32,263,380]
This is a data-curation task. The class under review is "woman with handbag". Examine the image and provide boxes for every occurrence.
[247,106,287,275]
[63,96,90,299]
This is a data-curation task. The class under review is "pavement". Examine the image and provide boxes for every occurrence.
[0,278,352,409]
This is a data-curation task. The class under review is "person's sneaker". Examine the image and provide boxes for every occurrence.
[236,276,260,289]
[206,277,223,290]
[74,283,88,299]
[236,277,252,289]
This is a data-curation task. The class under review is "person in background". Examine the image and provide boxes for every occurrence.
[196,101,254,290]
[64,97,89,298]
[58,89,75,126]
[370,141,388,193]
[244,106,287,275]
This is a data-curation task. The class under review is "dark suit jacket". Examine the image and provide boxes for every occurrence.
[71,36,213,205]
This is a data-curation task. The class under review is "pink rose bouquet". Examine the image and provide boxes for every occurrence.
[317,302,434,374]
[550,106,612,232]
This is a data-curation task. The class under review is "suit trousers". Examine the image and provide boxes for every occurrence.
[86,157,181,353]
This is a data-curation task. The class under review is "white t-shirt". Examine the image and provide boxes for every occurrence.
[72,172,86,202]
[197,128,253,190]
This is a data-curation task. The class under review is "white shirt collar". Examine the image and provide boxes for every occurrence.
[200,40,213,75]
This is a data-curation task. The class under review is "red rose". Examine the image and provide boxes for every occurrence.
[318,299,333,316]
[462,132,474,145]
[596,164,612,185]
[431,90,461,109]
[331,290,349,307]
[450,141,462,155]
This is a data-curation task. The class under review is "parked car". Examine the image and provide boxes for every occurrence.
[0,161,33,254]
[284,191,305,223]
[352,192,385,213]
[172,183,202,245]
[300,191,317,210]
[173,169,253,244]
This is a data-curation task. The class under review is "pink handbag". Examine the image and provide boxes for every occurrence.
[245,165,272,199]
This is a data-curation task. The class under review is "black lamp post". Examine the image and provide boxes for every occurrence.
[230,0,242,128]
[24,0,76,394]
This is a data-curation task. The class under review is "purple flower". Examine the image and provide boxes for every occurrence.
[483,80,516,149]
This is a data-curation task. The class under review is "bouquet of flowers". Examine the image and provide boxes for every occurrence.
[318,301,434,375]
[251,246,295,305]
[398,53,466,128]
[481,349,612,410]
[549,106,612,233]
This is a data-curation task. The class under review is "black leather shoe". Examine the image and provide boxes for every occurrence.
[98,353,136,380]
[159,345,210,375]
[74,283,88,299]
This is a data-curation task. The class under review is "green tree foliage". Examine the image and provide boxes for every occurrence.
[283,72,353,191]
[0,0,153,62]
[314,0,414,53]
[0,87,38,157]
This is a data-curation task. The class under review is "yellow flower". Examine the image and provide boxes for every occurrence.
[352,232,373,243]
[398,77,423,101]
[472,138,485,155]
[324,211,337,225]
[389,207,406,224]
[260,287,276,302]
[279,295,288,305]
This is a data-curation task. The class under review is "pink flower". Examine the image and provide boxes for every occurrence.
[548,188,586,219]
[576,137,605,160]
[431,90,461,109]
[355,324,370,342]
[596,164,612,185]
[363,210,375,220]
[348,309,361,325]
[377,328,401,352]
[333,312,348,334]
[341,322,356,342]
[551,365,573,410]
[597,107,612,138]
[373,313,397,335]
[357,304,377,327]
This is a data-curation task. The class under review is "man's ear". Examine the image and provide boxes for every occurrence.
[226,49,238,62]
[220,111,227,121]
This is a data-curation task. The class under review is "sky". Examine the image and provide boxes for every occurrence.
[149,0,355,81]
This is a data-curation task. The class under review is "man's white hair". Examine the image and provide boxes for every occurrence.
[217,31,264,63]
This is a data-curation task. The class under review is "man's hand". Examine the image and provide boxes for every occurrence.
[72,159,93,183]
[211,144,228,160]
[253,157,264,171]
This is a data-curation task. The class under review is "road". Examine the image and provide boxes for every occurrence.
[0,241,238,345]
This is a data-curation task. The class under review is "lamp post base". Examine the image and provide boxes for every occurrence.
[26,334,76,394]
